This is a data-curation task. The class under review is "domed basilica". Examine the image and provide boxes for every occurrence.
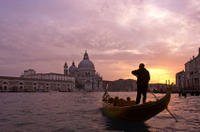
[64,51,103,91]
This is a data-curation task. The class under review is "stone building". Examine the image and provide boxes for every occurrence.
[68,51,103,91]
[0,75,75,92]
[22,69,74,82]
[176,70,185,91]
[0,51,103,92]
[176,48,200,92]
[149,83,178,93]
[103,79,137,92]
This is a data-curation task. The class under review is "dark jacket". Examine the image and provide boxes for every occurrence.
[132,68,150,86]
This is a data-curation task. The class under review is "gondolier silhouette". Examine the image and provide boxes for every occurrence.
[132,63,150,104]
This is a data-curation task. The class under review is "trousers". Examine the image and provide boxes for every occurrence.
[136,84,148,104]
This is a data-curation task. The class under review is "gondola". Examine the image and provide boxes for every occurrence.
[102,87,172,122]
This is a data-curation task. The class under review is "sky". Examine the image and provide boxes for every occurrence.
[0,0,200,84]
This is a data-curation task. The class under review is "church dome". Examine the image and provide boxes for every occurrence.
[69,61,78,74]
[78,51,95,70]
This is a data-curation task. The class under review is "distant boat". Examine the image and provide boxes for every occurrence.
[153,88,159,93]
[102,87,172,122]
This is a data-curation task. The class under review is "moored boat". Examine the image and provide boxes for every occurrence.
[102,87,172,122]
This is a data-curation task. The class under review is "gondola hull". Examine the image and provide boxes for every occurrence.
[102,87,172,122]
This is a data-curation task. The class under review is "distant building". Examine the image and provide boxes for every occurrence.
[103,79,137,92]
[68,51,103,91]
[0,75,75,92]
[176,70,185,91]
[0,68,75,92]
[149,83,177,93]
[0,51,103,92]
[176,48,200,92]
[149,83,167,93]
[22,69,74,82]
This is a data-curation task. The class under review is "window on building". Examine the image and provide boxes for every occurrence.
[4,86,7,90]
[33,87,36,91]
[3,82,8,84]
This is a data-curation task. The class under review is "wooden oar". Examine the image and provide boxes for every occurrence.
[105,84,109,91]
[103,84,109,99]
[149,90,178,122]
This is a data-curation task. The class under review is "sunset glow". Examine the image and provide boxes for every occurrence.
[148,68,175,84]
[0,0,200,83]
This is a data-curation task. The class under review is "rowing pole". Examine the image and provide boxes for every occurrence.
[149,89,178,122]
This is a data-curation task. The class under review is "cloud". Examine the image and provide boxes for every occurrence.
[0,0,200,82]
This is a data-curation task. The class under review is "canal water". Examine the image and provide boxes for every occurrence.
[0,92,199,132]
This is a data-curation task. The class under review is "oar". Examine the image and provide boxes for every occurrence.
[103,84,109,99]
[149,90,178,122]
[105,84,109,91]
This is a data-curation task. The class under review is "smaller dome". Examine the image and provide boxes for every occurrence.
[69,61,78,74]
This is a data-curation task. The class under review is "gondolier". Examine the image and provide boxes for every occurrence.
[102,64,176,122]
[132,63,150,104]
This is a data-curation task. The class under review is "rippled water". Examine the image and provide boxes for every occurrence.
[0,92,199,132]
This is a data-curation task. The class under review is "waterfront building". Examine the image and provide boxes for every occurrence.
[0,76,75,92]
[0,51,103,92]
[103,79,137,92]
[149,83,167,93]
[176,48,200,93]
[176,70,185,92]
[68,51,103,91]
[149,83,178,93]
[22,69,74,82]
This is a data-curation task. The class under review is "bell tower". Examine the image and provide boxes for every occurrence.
[199,48,200,56]
[64,62,68,75]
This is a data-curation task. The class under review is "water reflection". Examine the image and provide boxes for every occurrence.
[101,109,150,132]
[105,118,150,132]
[0,93,200,131]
